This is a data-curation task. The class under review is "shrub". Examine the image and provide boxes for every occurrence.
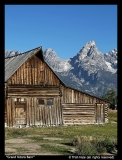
[102,137,115,153]
[73,136,98,155]
[72,136,81,146]
[92,137,107,153]
[72,136,116,155]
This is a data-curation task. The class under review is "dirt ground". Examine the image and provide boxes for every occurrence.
[5,137,117,156]
[5,137,64,155]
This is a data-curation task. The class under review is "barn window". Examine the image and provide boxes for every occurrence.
[46,99,53,105]
[38,99,44,105]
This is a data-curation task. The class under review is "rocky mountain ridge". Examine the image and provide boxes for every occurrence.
[5,40,117,97]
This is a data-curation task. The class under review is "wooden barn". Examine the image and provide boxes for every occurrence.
[4,46,110,127]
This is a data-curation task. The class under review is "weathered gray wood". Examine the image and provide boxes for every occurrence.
[5,52,109,127]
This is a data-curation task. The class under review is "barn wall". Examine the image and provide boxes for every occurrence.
[61,86,106,104]
[104,103,108,123]
[5,86,62,127]
[4,84,7,126]
[7,55,60,86]
[62,103,95,125]
[61,86,108,124]
[5,54,109,127]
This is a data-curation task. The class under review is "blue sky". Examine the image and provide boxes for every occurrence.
[5,4,117,59]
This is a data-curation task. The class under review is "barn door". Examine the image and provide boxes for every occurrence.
[36,98,62,126]
[95,104,105,124]
[14,99,26,125]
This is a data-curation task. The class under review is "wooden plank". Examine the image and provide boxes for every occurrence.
[12,98,15,126]
[26,62,28,85]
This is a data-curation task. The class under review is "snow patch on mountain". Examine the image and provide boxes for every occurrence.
[5,40,117,97]
[44,48,73,72]
[105,61,117,73]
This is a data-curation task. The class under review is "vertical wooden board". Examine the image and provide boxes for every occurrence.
[51,105,54,125]
[46,106,49,125]
[69,90,71,103]
[34,98,36,125]
[12,98,15,126]
[34,65,37,85]
[82,93,84,103]
[20,66,23,84]
[22,63,24,84]
[31,98,34,125]
[35,62,38,85]
[41,106,44,125]
[27,60,30,85]
[66,88,68,103]
[43,106,46,125]
[48,68,50,85]
[63,87,64,103]
[37,60,39,84]
[47,106,50,125]
[101,104,105,123]
[58,98,61,124]
[44,68,47,85]
[28,98,30,125]
[49,106,51,125]
[78,92,80,103]
[59,99,63,124]
[54,105,56,125]
[57,98,60,124]
[19,66,21,84]
[49,106,52,125]
[47,106,49,125]
[44,106,47,125]
[52,105,55,125]
[18,67,20,84]
[9,99,12,126]
[32,98,35,125]
[26,61,27,84]
[48,106,51,125]
[36,106,39,122]
[55,98,58,125]
[39,107,42,125]
[49,67,52,85]
[6,99,9,126]
[64,87,66,103]
[26,98,28,125]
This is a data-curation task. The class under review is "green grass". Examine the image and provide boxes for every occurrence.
[14,147,29,153]
[108,109,117,123]
[40,143,72,155]
[5,109,117,155]
[5,123,117,140]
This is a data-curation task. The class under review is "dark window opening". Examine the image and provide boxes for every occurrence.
[46,99,53,105]
[38,99,44,105]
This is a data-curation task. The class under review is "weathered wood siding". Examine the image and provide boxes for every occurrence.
[7,55,60,86]
[62,103,95,125]
[61,86,107,104]
[6,85,62,127]
[61,86,108,124]
[5,53,109,127]
[7,85,61,97]
[5,54,63,127]
[104,103,108,123]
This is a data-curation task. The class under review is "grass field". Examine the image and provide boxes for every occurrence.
[5,109,117,155]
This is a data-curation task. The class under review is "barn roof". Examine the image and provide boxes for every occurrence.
[5,46,110,104]
[5,46,43,82]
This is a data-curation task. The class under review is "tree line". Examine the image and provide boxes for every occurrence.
[100,89,117,110]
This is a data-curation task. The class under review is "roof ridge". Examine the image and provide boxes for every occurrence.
[5,46,41,59]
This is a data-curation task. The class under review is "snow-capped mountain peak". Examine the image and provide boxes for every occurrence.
[5,40,117,97]
[44,48,73,72]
